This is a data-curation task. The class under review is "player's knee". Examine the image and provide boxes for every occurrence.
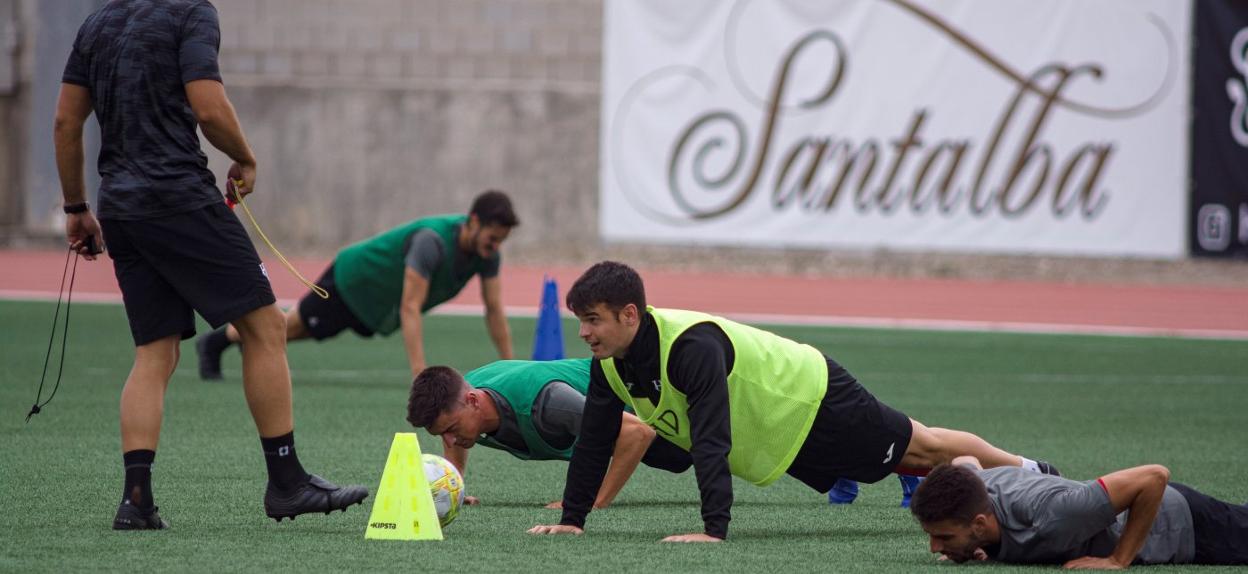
[135,335,180,375]
[234,305,286,346]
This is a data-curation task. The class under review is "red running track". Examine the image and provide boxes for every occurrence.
[2,249,1246,340]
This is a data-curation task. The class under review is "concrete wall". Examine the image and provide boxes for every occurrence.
[0,0,25,231]
[205,0,604,257]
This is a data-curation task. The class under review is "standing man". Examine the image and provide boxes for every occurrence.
[528,261,1057,542]
[911,459,1248,567]
[197,190,518,380]
[56,0,367,530]
[406,359,692,508]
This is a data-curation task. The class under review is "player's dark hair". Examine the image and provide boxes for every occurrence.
[406,366,468,429]
[909,464,992,525]
[566,261,647,316]
[469,190,519,228]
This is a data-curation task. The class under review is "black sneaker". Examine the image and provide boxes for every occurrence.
[1037,461,1061,477]
[264,474,369,522]
[196,332,224,381]
[113,501,170,530]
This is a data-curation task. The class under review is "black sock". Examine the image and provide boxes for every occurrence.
[203,326,233,353]
[261,431,310,490]
[122,449,156,509]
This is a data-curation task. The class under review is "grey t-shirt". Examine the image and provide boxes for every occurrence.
[404,226,500,283]
[481,381,585,454]
[980,466,1195,565]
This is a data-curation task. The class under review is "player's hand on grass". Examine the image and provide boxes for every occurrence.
[1063,556,1125,570]
[464,496,480,506]
[66,211,104,261]
[527,524,584,536]
[936,549,987,563]
[660,533,723,543]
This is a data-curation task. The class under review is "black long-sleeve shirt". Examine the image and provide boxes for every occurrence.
[559,312,736,539]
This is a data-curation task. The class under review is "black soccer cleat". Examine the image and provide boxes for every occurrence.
[1037,461,1061,477]
[113,501,170,530]
[264,474,369,522]
[196,333,224,381]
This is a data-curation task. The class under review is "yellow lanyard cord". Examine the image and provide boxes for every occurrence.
[231,185,329,300]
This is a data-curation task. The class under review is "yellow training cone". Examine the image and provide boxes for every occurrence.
[364,433,444,541]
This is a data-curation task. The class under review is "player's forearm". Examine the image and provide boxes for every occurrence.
[559,384,623,527]
[53,122,86,204]
[595,422,656,508]
[400,306,427,376]
[485,307,513,359]
[1107,466,1170,567]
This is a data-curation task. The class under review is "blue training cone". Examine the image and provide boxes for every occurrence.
[531,276,564,360]
[827,478,859,504]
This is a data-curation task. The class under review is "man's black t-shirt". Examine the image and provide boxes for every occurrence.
[62,0,225,220]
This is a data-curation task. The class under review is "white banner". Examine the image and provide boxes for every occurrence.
[601,0,1191,258]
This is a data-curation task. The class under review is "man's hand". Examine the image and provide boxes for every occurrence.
[464,496,480,506]
[226,161,256,201]
[1063,556,1126,570]
[527,524,584,536]
[660,533,723,543]
[66,212,104,261]
[937,549,988,563]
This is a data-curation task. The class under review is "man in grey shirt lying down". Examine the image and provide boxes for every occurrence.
[909,457,1248,567]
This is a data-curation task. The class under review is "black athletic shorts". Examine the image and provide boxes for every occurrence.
[640,435,693,474]
[785,358,914,491]
[1169,482,1248,565]
[297,263,375,340]
[101,202,276,346]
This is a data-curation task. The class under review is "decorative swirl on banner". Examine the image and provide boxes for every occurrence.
[668,30,846,220]
[1226,27,1248,148]
[611,66,723,225]
[885,0,1176,120]
[724,0,848,112]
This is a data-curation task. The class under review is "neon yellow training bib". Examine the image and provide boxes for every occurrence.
[601,307,827,486]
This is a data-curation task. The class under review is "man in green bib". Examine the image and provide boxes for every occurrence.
[406,358,692,507]
[528,261,1058,542]
[196,190,518,380]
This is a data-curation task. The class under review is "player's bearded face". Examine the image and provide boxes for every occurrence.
[471,223,510,259]
[923,520,983,563]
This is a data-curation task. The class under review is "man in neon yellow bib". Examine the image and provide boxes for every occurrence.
[406,358,692,508]
[196,190,518,381]
[529,261,1058,542]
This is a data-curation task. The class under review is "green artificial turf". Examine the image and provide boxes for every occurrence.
[1,299,1245,573]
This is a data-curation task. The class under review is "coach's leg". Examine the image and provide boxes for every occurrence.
[900,419,1026,470]
[231,303,295,436]
[120,334,181,452]
[223,305,311,344]
[115,334,179,527]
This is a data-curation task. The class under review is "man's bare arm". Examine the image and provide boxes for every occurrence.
[480,276,513,360]
[185,79,257,197]
[1064,465,1170,570]
[400,268,431,377]
[54,83,104,259]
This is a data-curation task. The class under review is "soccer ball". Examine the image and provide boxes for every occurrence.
[423,453,465,527]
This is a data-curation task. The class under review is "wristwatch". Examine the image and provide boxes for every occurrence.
[63,202,90,214]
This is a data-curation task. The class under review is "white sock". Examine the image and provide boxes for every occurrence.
[1020,457,1041,473]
